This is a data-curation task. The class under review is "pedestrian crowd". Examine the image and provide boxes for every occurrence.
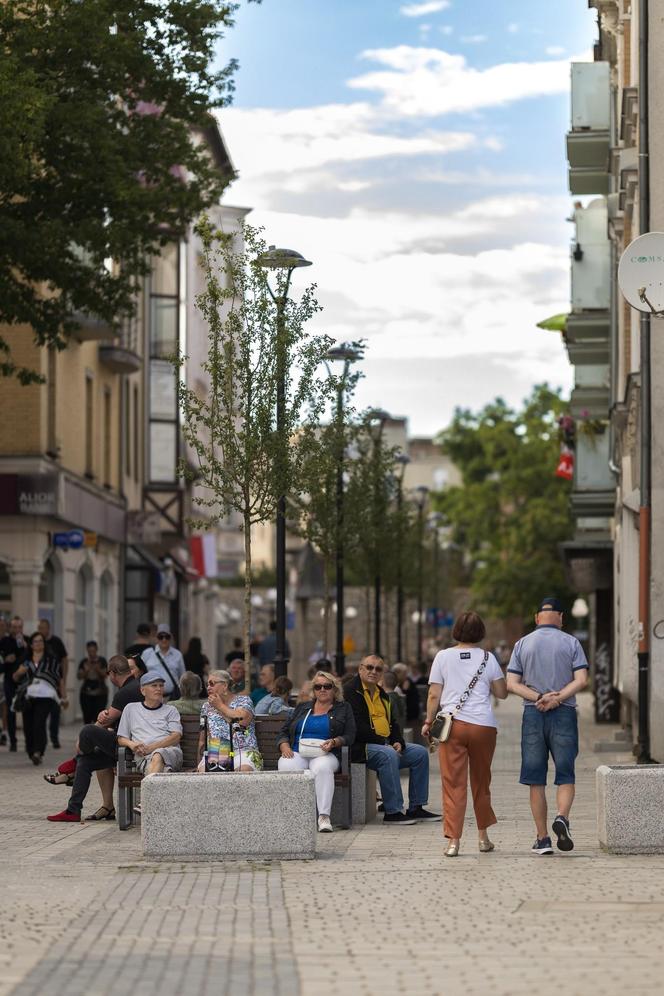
[2,595,589,855]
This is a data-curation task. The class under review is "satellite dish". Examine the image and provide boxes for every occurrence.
[618,232,664,316]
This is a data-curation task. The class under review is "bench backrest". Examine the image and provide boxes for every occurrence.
[255,713,289,770]
[180,713,201,770]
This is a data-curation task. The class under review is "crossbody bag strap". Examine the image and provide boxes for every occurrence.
[155,650,178,689]
[453,651,489,715]
[299,707,313,737]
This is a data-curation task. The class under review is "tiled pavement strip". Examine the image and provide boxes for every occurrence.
[2,696,664,996]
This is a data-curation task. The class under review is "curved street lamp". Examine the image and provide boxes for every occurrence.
[394,452,410,661]
[323,342,363,674]
[256,245,313,677]
[413,485,429,665]
[367,408,391,656]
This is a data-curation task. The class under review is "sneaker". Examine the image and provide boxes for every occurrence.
[383,811,417,826]
[0,733,7,746]
[532,836,554,855]
[317,814,333,833]
[47,810,81,823]
[406,806,441,823]
[552,814,574,852]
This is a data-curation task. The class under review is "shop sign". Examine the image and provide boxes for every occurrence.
[17,474,58,516]
[53,529,85,550]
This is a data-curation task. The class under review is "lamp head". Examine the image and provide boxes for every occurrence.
[413,485,429,509]
[325,342,363,363]
[256,245,312,270]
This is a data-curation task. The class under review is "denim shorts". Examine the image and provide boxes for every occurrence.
[519,706,578,786]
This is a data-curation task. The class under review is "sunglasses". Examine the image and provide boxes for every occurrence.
[313,683,334,691]
[363,664,384,673]
[158,634,171,639]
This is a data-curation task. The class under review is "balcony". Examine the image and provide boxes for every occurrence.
[71,310,116,343]
[99,319,142,374]
[567,62,611,194]
[571,203,610,311]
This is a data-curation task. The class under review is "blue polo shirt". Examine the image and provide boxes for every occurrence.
[507,625,588,708]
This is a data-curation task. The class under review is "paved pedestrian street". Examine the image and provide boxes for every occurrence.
[2,696,663,996]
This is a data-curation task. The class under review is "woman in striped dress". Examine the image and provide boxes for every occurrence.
[13,632,66,764]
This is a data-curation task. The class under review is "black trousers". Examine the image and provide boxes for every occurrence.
[48,700,61,744]
[68,724,118,815]
[4,680,17,746]
[23,698,52,757]
[80,693,105,725]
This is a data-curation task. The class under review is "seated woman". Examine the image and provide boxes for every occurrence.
[173,671,204,715]
[198,669,263,771]
[254,675,294,716]
[277,671,356,833]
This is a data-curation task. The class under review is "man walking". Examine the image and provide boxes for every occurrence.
[345,655,439,825]
[507,597,588,855]
[141,626,184,699]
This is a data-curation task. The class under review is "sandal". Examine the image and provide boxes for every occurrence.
[43,772,75,786]
[84,806,116,822]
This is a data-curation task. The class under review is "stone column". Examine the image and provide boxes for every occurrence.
[8,560,43,627]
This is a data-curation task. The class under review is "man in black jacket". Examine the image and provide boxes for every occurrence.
[345,655,439,826]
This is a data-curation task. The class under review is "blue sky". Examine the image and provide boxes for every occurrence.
[215,1,597,435]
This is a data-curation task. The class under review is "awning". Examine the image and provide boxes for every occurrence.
[536,313,568,332]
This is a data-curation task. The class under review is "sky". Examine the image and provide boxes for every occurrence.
[214,0,597,436]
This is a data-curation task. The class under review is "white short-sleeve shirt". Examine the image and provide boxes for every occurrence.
[428,647,504,729]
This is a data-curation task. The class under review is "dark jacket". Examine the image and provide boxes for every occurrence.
[344,674,406,763]
[277,700,356,762]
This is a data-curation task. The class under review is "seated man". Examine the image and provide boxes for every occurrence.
[345,655,440,826]
[46,654,143,823]
[116,672,183,775]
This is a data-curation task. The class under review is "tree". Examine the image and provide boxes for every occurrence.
[178,218,333,676]
[434,384,574,620]
[0,0,257,382]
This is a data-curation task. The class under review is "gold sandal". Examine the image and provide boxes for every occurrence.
[445,842,459,857]
[479,839,495,852]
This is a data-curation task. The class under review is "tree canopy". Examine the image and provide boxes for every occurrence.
[434,384,574,619]
[0,0,256,381]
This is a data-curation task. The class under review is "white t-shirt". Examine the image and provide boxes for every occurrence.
[428,647,504,729]
[117,702,182,745]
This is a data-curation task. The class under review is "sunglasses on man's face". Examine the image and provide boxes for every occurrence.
[363,664,384,673]
[158,634,171,640]
[313,683,334,691]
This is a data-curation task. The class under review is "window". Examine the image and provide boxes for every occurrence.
[99,571,113,656]
[85,373,94,478]
[103,387,112,487]
[38,559,58,631]
[47,348,58,457]
[133,385,140,482]
[125,382,131,477]
[148,243,180,483]
[74,565,94,665]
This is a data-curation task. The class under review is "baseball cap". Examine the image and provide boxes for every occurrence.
[537,596,563,613]
[140,671,166,687]
[156,625,172,638]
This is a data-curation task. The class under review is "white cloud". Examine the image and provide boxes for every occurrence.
[400,1,450,16]
[439,25,453,35]
[348,46,573,116]
[546,45,566,56]
[507,22,520,33]
[460,34,488,44]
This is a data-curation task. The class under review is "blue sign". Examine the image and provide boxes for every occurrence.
[53,529,84,550]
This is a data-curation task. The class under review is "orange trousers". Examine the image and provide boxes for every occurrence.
[439,719,497,839]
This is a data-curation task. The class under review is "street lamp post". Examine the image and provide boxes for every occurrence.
[413,485,429,665]
[368,409,390,657]
[256,245,312,677]
[323,343,362,674]
[429,512,443,644]
[394,452,410,661]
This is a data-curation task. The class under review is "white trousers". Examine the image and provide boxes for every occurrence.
[278,751,339,815]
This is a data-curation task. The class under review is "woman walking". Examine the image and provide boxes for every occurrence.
[14,632,66,765]
[422,611,506,856]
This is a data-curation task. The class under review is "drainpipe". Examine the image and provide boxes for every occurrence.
[637,0,652,763]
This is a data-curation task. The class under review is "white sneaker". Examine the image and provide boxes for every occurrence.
[318,814,333,833]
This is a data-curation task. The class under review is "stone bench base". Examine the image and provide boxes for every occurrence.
[141,771,316,860]
[597,764,664,853]
[330,764,376,826]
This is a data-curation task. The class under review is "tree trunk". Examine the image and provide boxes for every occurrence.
[243,512,253,693]
[322,557,331,658]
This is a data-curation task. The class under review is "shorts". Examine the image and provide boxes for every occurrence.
[519,706,578,786]
[197,749,261,772]
[135,746,183,773]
